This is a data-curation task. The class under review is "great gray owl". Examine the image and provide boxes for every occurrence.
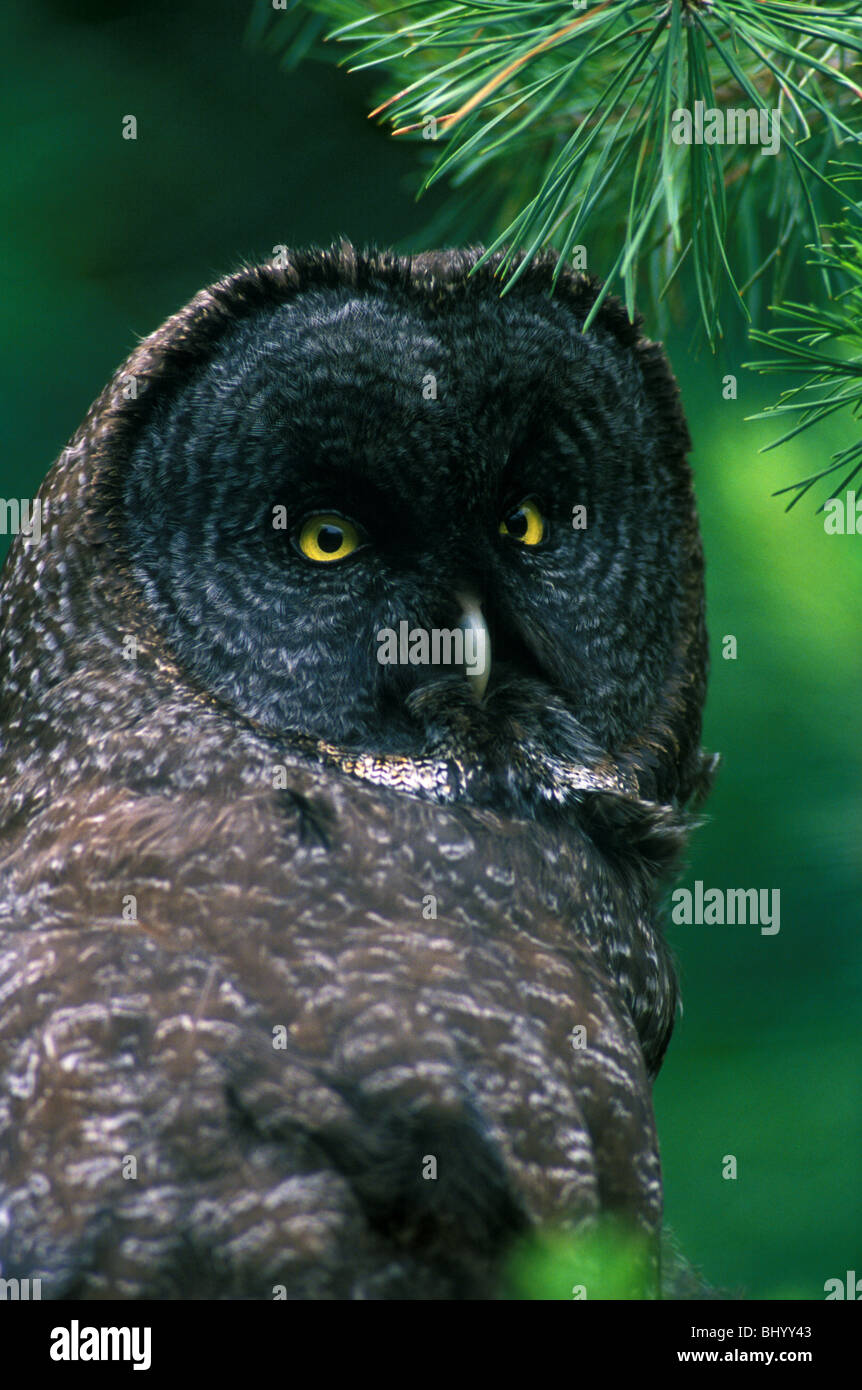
[0,244,712,1300]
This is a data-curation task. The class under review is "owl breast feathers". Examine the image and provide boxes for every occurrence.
[0,245,712,1299]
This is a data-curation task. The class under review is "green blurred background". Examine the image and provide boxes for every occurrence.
[2,0,859,1299]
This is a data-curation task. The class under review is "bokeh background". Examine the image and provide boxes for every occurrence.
[2,0,860,1299]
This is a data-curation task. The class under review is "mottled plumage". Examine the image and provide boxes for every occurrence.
[0,245,711,1298]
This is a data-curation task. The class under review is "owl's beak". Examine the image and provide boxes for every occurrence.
[455,593,491,701]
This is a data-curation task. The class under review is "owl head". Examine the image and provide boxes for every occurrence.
[2,243,710,840]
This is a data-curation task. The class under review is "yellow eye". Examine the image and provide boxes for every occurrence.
[296,514,363,564]
[499,498,545,546]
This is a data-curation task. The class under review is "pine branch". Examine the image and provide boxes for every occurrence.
[250,2,862,513]
[745,215,862,511]
[251,0,862,346]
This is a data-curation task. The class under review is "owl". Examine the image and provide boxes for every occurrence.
[0,244,713,1300]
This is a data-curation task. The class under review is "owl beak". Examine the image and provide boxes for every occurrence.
[455,593,491,701]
